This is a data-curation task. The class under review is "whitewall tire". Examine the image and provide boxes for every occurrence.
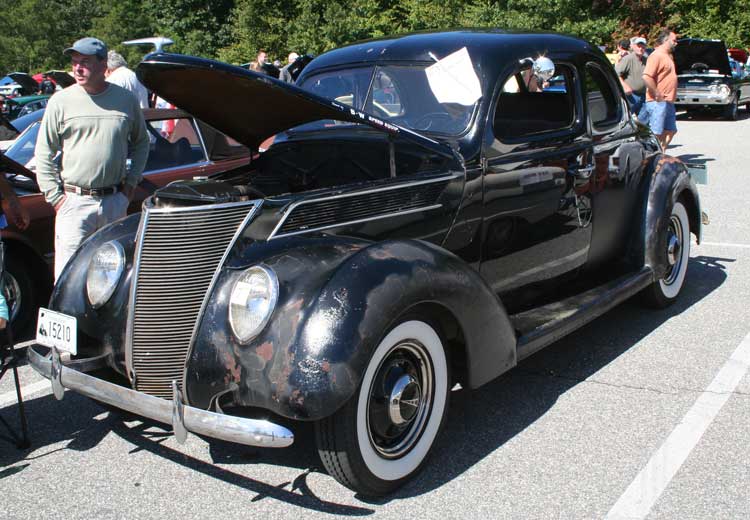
[315,319,449,496]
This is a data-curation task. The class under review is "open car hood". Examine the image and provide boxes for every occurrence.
[45,70,75,88]
[136,53,456,159]
[7,72,39,95]
[675,39,732,76]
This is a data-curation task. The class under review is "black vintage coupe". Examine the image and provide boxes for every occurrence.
[29,30,703,496]
[674,37,750,120]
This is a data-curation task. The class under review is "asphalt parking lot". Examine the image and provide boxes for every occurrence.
[1,110,749,519]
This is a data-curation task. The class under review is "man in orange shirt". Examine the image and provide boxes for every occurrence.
[641,29,679,149]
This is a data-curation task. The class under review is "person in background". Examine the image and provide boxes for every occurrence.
[0,157,31,328]
[641,29,679,149]
[615,38,630,64]
[279,52,299,83]
[35,37,149,280]
[38,74,56,95]
[105,50,149,109]
[616,36,648,117]
[250,49,268,74]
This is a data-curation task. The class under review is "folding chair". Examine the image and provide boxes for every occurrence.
[0,327,30,449]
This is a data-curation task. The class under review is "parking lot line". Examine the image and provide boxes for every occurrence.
[605,331,750,520]
[701,241,750,249]
[0,379,50,408]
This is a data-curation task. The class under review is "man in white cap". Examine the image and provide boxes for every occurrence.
[279,52,300,83]
[35,37,149,280]
[616,36,648,117]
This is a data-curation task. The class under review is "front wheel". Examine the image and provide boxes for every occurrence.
[315,320,449,496]
[642,200,690,308]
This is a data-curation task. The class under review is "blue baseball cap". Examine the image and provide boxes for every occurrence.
[63,37,108,59]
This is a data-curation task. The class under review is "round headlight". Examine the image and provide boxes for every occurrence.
[86,241,125,308]
[718,84,731,97]
[229,265,279,343]
[709,84,719,94]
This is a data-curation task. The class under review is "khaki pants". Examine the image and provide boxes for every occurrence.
[54,192,129,281]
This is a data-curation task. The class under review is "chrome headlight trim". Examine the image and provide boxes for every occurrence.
[228,265,279,344]
[86,240,125,308]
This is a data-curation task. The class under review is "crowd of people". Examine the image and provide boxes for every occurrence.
[614,28,680,149]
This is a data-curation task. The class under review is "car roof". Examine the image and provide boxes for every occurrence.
[303,30,594,78]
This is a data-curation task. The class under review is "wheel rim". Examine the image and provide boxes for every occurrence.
[663,213,684,286]
[366,341,433,459]
[3,272,21,322]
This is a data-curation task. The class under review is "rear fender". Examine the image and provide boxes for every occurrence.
[640,154,702,278]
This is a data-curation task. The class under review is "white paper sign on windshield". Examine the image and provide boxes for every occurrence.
[425,47,482,106]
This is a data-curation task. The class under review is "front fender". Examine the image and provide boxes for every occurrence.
[188,238,516,420]
[50,212,141,371]
[641,154,702,279]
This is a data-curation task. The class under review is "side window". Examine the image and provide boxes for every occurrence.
[493,64,576,140]
[144,117,206,173]
[584,63,621,129]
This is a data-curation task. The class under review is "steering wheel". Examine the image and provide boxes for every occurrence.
[411,112,456,131]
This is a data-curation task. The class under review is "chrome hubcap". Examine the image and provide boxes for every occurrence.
[388,374,422,425]
[2,272,21,322]
[367,341,433,459]
[664,214,684,285]
[667,234,680,267]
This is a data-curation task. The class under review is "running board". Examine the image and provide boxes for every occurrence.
[513,267,654,362]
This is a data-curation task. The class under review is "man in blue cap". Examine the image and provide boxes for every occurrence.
[35,37,149,280]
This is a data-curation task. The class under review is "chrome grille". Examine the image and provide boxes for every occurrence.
[129,202,256,398]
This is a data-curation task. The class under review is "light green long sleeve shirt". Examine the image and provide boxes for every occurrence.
[35,83,149,207]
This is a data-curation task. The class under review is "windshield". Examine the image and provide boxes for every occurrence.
[297,64,479,136]
[5,121,39,168]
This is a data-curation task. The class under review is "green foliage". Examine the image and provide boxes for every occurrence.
[2,0,750,74]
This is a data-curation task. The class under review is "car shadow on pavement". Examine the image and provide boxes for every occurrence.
[0,391,117,468]
[675,153,714,166]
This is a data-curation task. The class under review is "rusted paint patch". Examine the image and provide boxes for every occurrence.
[256,341,274,362]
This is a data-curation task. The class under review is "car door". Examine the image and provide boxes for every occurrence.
[580,57,647,267]
[480,60,593,310]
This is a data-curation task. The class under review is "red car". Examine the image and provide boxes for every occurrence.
[1,108,250,336]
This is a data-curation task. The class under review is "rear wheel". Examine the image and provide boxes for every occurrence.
[315,320,449,496]
[724,96,739,120]
[642,201,690,308]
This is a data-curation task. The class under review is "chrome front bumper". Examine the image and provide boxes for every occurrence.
[27,345,294,448]
[675,90,730,106]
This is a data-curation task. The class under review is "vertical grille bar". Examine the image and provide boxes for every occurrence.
[128,201,257,398]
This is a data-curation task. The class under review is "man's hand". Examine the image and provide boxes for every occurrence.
[2,194,30,230]
[121,184,135,202]
[0,317,6,330]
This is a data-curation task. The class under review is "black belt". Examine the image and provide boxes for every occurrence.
[63,184,119,196]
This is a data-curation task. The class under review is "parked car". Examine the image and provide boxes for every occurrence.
[1,108,250,337]
[674,37,750,119]
[28,30,703,496]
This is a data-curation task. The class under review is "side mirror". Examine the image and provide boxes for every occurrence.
[533,57,555,83]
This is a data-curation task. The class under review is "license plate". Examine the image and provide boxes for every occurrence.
[36,308,77,355]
